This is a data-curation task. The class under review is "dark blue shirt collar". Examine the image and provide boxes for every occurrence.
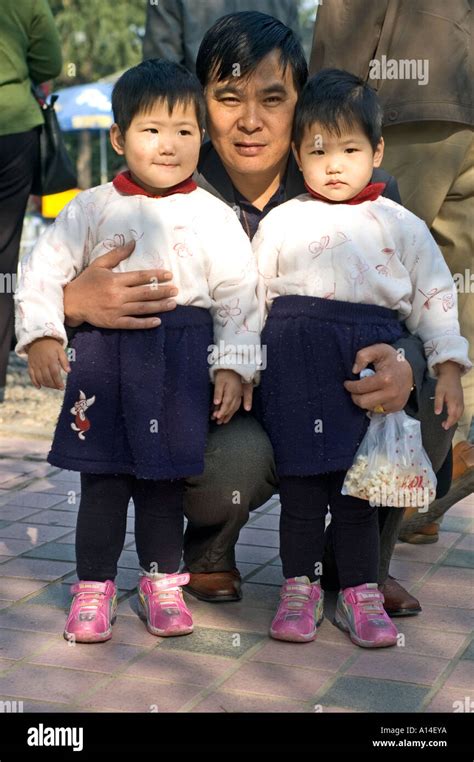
[232,181,286,240]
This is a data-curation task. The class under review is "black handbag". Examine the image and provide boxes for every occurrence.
[30,87,78,196]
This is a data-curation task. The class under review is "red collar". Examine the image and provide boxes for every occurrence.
[304,181,386,205]
[113,170,197,198]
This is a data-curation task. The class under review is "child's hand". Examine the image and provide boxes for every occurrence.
[434,361,464,430]
[27,338,71,390]
[212,370,246,424]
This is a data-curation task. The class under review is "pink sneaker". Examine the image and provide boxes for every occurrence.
[64,580,117,643]
[138,572,193,637]
[335,583,398,648]
[270,576,324,642]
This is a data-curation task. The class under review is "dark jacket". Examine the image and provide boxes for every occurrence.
[310,0,473,127]
[143,0,302,73]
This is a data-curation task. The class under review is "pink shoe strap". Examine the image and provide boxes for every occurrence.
[342,588,387,617]
[145,572,190,591]
[346,588,383,604]
[71,581,113,595]
[281,583,312,597]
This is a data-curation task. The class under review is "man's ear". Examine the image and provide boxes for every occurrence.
[291,141,302,171]
[373,137,384,168]
[110,123,125,156]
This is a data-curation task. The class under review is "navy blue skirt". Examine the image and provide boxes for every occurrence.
[255,296,403,477]
[48,306,213,480]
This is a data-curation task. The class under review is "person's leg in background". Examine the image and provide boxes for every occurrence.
[431,133,474,453]
[0,128,40,401]
[382,121,474,541]
[183,413,278,601]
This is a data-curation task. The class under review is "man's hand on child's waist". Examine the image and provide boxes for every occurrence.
[63,240,179,330]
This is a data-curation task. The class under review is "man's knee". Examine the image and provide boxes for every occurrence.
[184,414,277,521]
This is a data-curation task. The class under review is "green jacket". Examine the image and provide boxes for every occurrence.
[0,0,62,136]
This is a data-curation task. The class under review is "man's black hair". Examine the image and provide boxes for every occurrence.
[196,11,308,93]
[293,68,383,150]
[112,59,205,134]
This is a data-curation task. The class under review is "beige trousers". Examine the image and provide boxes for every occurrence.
[382,122,474,445]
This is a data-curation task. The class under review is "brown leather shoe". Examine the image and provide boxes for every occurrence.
[184,569,242,602]
[379,576,421,617]
[452,440,474,482]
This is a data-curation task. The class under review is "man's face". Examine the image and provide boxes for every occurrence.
[110,100,202,194]
[205,51,299,180]
[293,122,384,201]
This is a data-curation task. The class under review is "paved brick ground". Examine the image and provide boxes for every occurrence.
[0,437,472,713]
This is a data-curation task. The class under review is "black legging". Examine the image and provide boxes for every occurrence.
[0,128,40,395]
[76,473,185,582]
[278,470,379,589]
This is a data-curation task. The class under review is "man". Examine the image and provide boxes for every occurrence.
[310,0,473,544]
[0,0,62,403]
[62,12,451,614]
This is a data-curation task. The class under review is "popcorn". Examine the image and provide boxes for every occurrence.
[342,412,437,508]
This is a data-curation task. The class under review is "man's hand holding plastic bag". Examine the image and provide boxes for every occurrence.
[342,371,437,509]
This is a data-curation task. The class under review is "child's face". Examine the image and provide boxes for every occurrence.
[110,100,203,194]
[292,123,384,201]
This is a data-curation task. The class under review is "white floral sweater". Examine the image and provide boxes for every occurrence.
[252,193,471,377]
[14,177,261,383]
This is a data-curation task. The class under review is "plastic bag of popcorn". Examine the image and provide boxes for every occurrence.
[341,410,437,509]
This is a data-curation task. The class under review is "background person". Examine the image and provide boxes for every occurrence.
[0,0,62,403]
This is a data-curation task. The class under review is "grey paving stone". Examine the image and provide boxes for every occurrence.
[245,565,284,585]
[22,542,76,562]
[117,549,140,569]
[0,557,75,581]
[40,499,79,513]
[248,513,280,530]
[56,533,75,544]
[319,676,429,713]
[0,506,43,522]
[460,640,474,661]
[235,544,279,564]
[23,479,80,496]
[440,516,473,534]
[23,510,77,527]
[0,578,49,601]
[240,583,281,610]
[0,663,105,704]
[0,538,47,556]
[441,549,474,569]
[0,603,71,633]
[238,528,279,548]
[3,492,65,510]
[0,523,71,543]
[157,626,263,659]
[23,582,74,610]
